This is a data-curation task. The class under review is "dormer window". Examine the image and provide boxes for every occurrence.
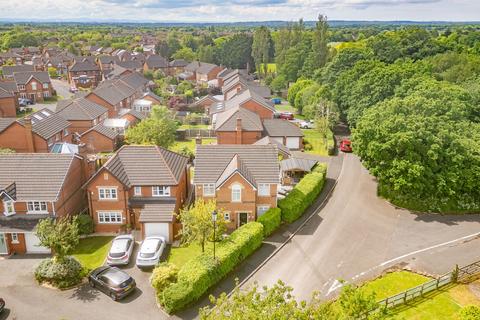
[3,200,15,216]
[152,186,170,197]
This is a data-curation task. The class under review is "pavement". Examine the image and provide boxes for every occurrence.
[32,79,73,112]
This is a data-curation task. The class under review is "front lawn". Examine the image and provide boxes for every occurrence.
[167,242,214,269]
[359,271,480,319]
[302,128,334,156]
[170,138,216,155]
[72,236,113,271]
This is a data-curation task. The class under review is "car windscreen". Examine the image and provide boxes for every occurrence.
[139,252,155,259]
[109,239,131,258]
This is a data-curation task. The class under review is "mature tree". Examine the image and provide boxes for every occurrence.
[125,106,177,148]
[215,33,254,70]
[197,45,215,63]
[321,47,372,85]
[156,40,170,58]
[270,74,287,93]
[252,26,273,77]
[311,14,329,69]
[287,79,314,106]
[178,199,227,253]
[35,217,79,261]
[173,47,196,61]
[48,67,58,78]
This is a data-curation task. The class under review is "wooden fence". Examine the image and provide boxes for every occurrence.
[183,129,216,138]
[375,260,480,311]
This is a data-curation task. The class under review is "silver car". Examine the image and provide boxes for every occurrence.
[106,234,135,266]
[136,236,166,268]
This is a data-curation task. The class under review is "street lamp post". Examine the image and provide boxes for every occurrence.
[212,210,217,260]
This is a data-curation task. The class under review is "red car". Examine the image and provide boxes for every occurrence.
[279,112,294,120]
[340,139,352,153]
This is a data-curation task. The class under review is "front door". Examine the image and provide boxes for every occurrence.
[0,233,8,254]
[238,212,248,228]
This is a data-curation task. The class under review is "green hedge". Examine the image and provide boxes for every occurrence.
[159,222,264,313]
[257,208,282,237]
[279,163,327,223]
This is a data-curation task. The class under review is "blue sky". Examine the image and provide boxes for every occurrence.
[0,0,479,22]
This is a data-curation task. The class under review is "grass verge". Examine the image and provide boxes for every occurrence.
[72,236,114,271]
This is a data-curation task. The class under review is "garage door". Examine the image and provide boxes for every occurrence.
[144,223,170,242]
[286,137,300,149]
[25,233,50,253]
[271,137,284,145]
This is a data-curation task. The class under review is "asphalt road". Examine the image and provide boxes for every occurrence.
[244,153,480,301]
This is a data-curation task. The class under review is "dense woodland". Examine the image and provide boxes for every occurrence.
[1,20,480,213]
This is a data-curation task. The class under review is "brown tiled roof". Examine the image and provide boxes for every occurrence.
[95,145,188,187]
[169,59,188,67]
[263,119,304,137]
[196,62,218,75]
[0,118,16,132]
[0,214,50,232]
[116,60,143,70]
[56,98,107,121]
[17,109,70,140]
[139,202,176,223]
[81,124,118,140]
[89,84,125,106]
[145,55,168,69]
[194,144,280,186]
[0,153,76,201]
[0,81,18,94]
[224,88,275,112]
[120,72,149,90]
[69,60,100,72]
[280,157,318,173]
[121,109,146,120]
[1,65,34,77]
[0,87,13,98]
[214,106,263,132]
[13,71,51,85]
[254,136,291,158]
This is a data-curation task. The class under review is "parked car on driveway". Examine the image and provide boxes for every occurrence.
[89,266,136,301]
[18,98,32,106]
[279,112,294,120]
[300,120,314,129]
[0,297,5,313]
[340,139,353,153]
[107,234,135,266]
[271,97,282,105]
[136,236,166,268]
[69,86,78,93]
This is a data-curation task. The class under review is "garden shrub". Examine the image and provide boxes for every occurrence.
[159,222,264,313]
[257,208,282,237]
[74,214,94,235]
[34,256,84,289]
[459,305,480,320]
[151,262,179,293]
[279,163,327,223]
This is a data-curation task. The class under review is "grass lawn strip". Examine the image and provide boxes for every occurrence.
[170,138,216,154]
[302,128,333,156]
[72,236,114,271]
[167,242,214,269]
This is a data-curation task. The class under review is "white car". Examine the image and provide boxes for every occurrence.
[107,234,135,266]
[136,236,166,268]
[300,120,314,129]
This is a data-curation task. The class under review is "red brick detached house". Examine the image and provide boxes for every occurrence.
[68,60,102,89]
[194,144,279,229]
[85,145,190,242]
[0,153,87,255]
[0,86,16,117]
[13,71,54,103]
[0,109,71,153]
[214,106,263,145]
[80,124,119,153]
[56,98,108,135]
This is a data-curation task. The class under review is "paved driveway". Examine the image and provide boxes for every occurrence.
[0,243,170,320]
[51,79,73,100]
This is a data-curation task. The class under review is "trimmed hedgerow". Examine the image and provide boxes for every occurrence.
[150,262,179,293]
[159,222,264,313]
[279,163,327,223]
[34,256,84,289]
[257,208,282,237]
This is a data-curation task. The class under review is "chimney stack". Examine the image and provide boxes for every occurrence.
[24,117,35,152]
[236,117,242,144]
[195,134,202,145]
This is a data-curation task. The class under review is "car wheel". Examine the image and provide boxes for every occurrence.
[110,292,118,301]
[89,279,95,288]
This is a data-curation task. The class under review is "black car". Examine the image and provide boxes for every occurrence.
[0,298,4,313]
[89,266,136,301]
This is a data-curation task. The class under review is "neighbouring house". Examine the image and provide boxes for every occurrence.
[0,85,17,117]
[116,60,143,73]
[192,94,221,113]
[56,97,108,134]
[178,61,200,81]
[168,59,189,76]
[0,52,24,65]
[141,91,162,105]
[194,144,280,229]
[119,108,147,125]
[80,124,119,153]
[84,145,190,242]
[280,157,318,185]
[222,74,271,100]
[13,71,54,103]
[131,99,153,115]
[97,55,120,75]
[262,119,304,150]
[1,65,35,80]
[102,118,130,136]
[68,60,102,88]
[143,55,169,73]
[0,153,89,255]
[214,106,263,145]
[253,136,291,159]
[195,63,224,85]
[0,109,71,153]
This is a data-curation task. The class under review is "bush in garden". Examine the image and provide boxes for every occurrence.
[279,163,327,223]
[459,306,480,320]
[150,262,179,293]
[74,214,94,235]
[34,256,83,289]
[257,208,282,237]
[159,222,264,313]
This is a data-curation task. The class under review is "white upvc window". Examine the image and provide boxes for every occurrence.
[42,83,49,89]
[98,211,123,224]
[11,233,19,244]
[18,85,25,91]
[224,212,231,221]
[31,81,37,90]
[134,186,142,196]
[258,183,270,196]
[63,128,69,136]
[43,91,50,98]
[27,201,48,213]
[98,187,118,200]
[257,205,270,217]
[3,200,15,216]
[203,184,215,196]
[152,186,170,197]
[231,184,242,202]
